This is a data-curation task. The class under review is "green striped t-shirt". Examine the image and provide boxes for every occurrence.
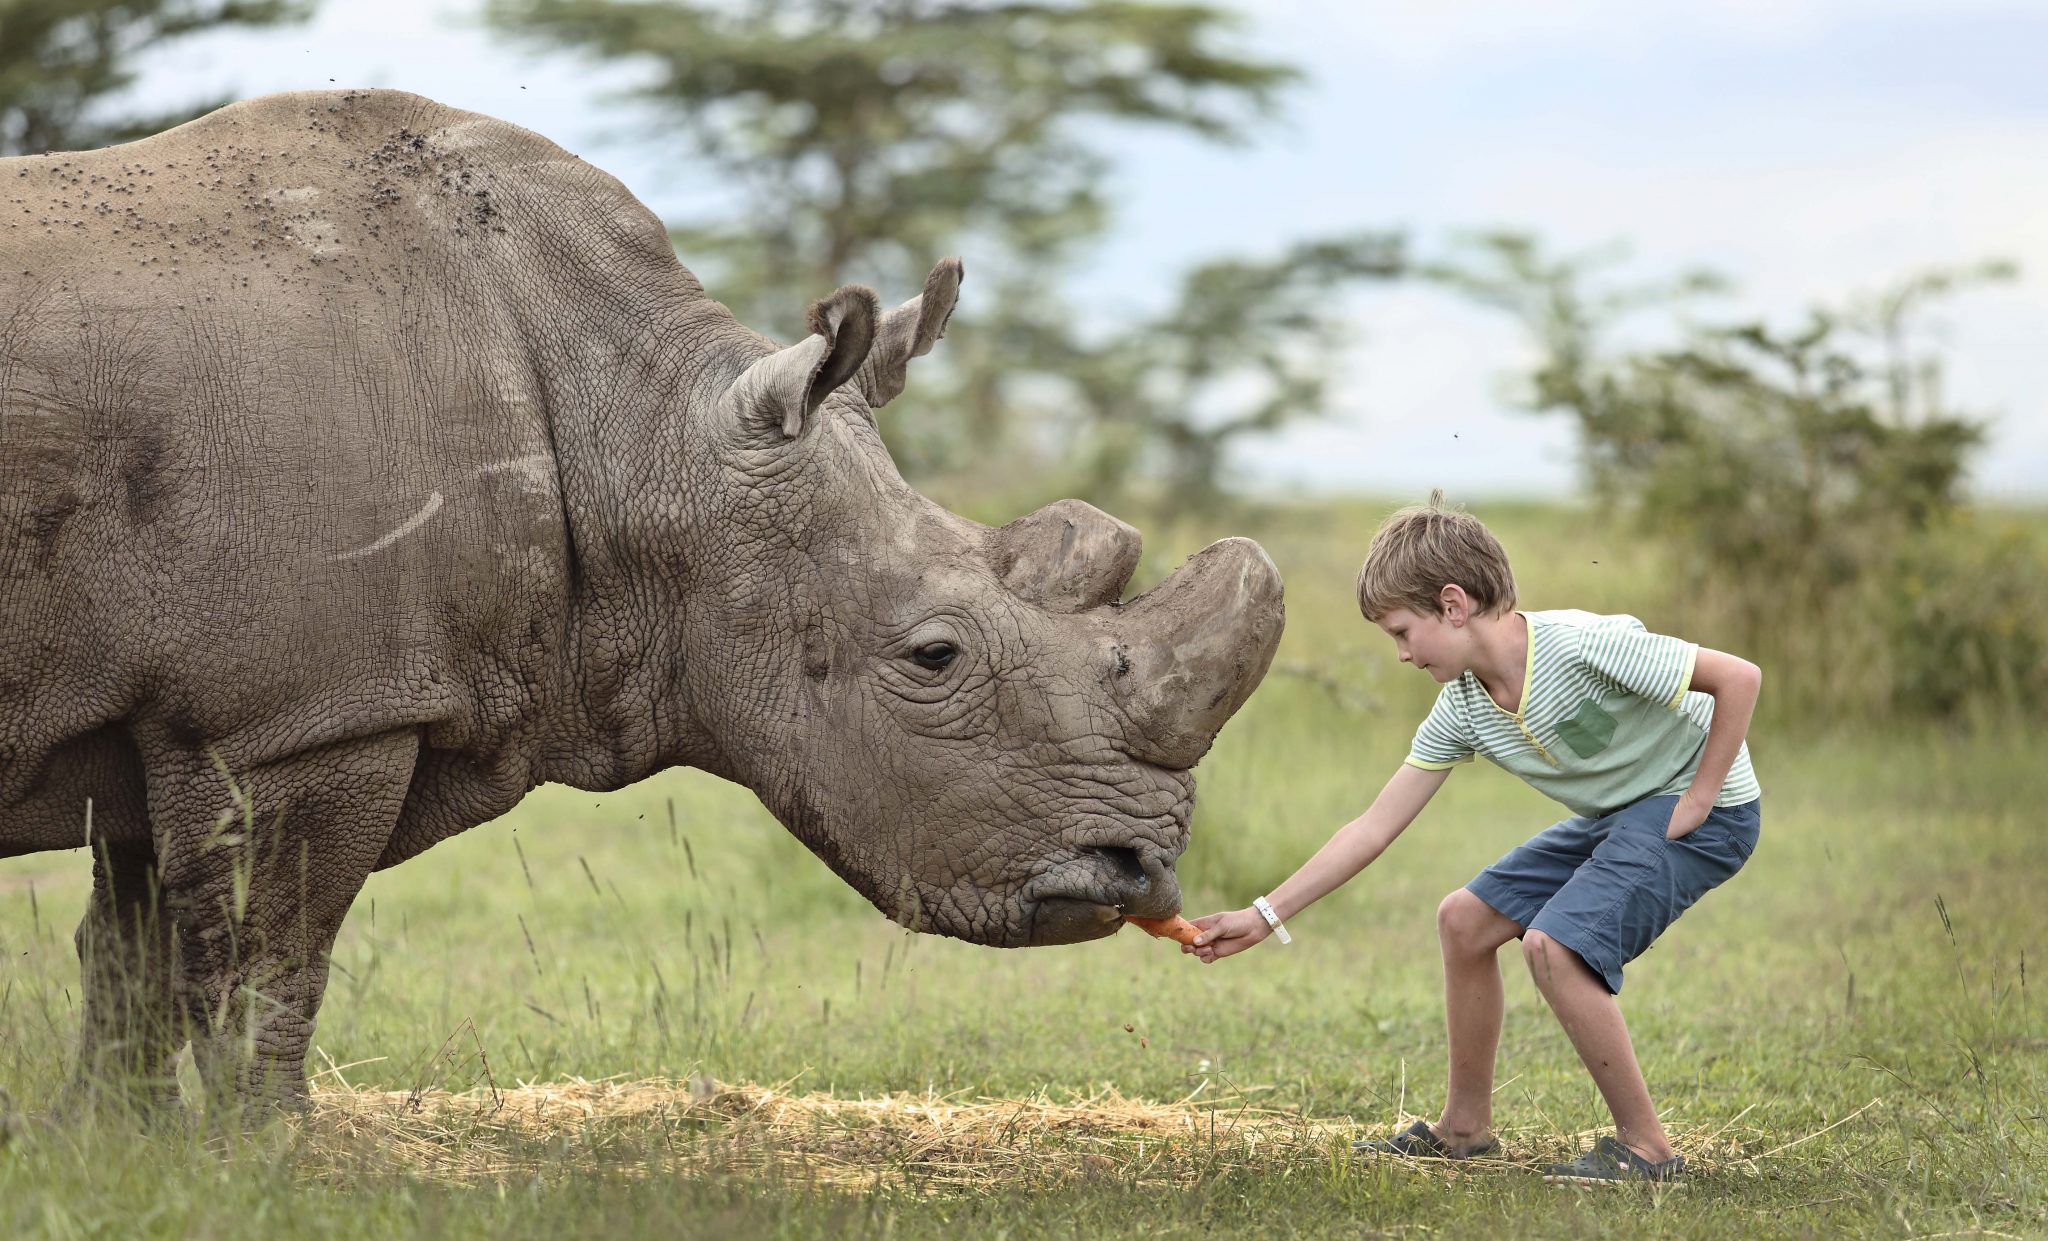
[1404,610,1761,818]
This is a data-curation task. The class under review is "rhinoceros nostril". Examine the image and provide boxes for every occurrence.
[1088,845,1147,885]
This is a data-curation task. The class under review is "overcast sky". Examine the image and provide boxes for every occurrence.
[119,0,2048,499]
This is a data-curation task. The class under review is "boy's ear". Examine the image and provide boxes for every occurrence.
[1439,584,1469,625]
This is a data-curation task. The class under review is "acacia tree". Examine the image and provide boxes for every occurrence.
[0,0,312,156]
[486,0,1296,327]
[1039,232,1404,510]
[487,0,1403,503]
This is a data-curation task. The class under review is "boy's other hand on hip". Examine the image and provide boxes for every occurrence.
[1183,909,1271,963]
[1664,795,1711,839]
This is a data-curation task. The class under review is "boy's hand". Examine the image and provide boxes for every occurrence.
[1181,908,1271,963]
[1664,793,1711,839]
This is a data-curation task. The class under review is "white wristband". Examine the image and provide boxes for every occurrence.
[1252,895,1292,945]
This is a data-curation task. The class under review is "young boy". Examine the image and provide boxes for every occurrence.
[1187,493,1762,1185]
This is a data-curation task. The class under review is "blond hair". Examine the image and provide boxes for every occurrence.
[1355,489,1518,620]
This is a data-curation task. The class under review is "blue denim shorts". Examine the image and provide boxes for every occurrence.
[1466,795,1760,994]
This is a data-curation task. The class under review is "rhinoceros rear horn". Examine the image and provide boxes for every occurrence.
[857,258,963,409]
[990,498,1140,613]
[726,284,882,440]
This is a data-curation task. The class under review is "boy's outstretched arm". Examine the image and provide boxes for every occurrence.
[1186,763,1451,963]
[1667,646,1763,839]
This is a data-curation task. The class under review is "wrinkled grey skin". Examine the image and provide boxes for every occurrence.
[0,90,1283,1111]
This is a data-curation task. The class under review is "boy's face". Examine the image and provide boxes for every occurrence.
[1374,605,1468,683]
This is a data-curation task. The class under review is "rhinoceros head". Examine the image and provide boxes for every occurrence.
[683,260,1284,947]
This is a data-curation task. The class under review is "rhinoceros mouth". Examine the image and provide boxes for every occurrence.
[1022,897,1125,946]
[1017,847,1183,945]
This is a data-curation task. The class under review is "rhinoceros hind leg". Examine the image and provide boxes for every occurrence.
[149,730,419,1116]
[64,840,184,1120]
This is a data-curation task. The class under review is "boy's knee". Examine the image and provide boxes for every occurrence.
[1437,889,1495,953]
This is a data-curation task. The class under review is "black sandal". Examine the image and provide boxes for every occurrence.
[1352,1119,1501,1159]
[1542,1136,1686,1185]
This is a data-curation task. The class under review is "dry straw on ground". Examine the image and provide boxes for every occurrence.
[301,1076,1778,1193]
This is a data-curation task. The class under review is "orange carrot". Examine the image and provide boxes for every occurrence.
[1125,914,1201,946]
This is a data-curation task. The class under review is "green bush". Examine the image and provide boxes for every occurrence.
[1885,518,2048,718]
[1432,235,2030,721]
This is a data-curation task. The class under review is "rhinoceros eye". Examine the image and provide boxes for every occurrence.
[911,641,957,671]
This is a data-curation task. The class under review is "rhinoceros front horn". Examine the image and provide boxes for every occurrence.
[1112,538,1285,770]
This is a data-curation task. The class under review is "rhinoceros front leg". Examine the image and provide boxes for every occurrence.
[67,841,183,1117]
[149,730,418,1113]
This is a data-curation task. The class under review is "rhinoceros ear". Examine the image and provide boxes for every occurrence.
[856,258,962,409]
[728,283,881,439]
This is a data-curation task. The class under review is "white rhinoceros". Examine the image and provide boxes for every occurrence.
[0,90,1283,1111]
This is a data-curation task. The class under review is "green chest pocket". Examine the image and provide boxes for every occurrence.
[1555,698,1618,759]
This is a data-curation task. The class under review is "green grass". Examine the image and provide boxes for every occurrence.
[2,499,2043,1238]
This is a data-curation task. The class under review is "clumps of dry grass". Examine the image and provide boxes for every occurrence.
[297,1077,1776,1194]
[306,1077,1344,1192]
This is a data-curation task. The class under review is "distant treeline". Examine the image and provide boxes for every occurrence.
[5,0,2033,719]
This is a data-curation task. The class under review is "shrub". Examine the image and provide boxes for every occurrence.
[1433,235,2032,720]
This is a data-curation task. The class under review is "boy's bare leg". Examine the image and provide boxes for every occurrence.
[1433,890,1522,1148]
[1521,930,1678,1162]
